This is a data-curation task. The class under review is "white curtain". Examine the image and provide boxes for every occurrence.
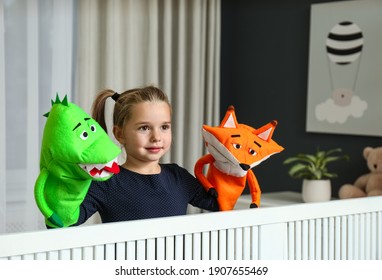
[0,0,220,233]
[75,0,221,172]
[0,0,74,233]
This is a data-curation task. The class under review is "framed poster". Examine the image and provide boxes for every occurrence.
[306,0,382,136]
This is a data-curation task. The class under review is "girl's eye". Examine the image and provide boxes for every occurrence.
[249,148,257,156]
[80,131,88,140]
[139,126,150,131]
[90,124,96,132]
[161,124,171,130]
[233,143,241,149]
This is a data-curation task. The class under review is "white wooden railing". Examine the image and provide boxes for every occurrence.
[0,195,381,260]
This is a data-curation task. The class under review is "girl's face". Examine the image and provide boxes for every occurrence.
[115,101,172,168]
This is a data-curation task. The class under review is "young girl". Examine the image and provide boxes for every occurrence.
[74,86,219,225]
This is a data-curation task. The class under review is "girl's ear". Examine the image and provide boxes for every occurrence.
[113,125,125,145]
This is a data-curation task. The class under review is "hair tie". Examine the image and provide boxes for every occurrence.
[111,92,120,101]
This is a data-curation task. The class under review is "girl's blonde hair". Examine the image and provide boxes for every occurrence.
[91,85,171,133]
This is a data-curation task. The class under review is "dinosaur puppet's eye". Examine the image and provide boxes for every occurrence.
[249,148,257,156]
[90,124,96,133]
[80,131,88,140]
[232,143,241,149]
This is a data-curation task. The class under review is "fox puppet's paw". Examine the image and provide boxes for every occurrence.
[250,203,258,209]
[208,188,218,198]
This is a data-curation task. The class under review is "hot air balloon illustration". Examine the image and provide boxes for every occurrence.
[314,20,367,124]
[326,21,363,106]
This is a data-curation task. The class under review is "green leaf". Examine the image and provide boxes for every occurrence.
[283,147,349,180]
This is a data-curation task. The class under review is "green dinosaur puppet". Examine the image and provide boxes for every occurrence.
[34,95,121,228]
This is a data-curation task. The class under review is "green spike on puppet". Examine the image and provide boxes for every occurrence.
[44,93,69,118]
[61,95,68,106]
[54,94,61,105]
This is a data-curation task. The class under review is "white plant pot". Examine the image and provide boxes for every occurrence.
[302,179,331,203]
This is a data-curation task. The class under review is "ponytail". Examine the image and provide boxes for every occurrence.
[91,89,115,133]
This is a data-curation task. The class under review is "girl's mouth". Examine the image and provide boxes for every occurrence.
[146,147,162,153]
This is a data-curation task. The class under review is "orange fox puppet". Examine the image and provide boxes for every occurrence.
[194,106,284,211]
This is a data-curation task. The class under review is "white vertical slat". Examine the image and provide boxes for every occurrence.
[341,216,347,259]
[287,222,295,260]
[235,227,243,260]
[348,215,354,260]
[209,230,219,260]
[242,226,251,260]
[59,249,71,260]
[259,223,287,260]
[334,217,341,259]
[365,212,371,259]
[94,245,105,260]
[334,216,340,259]
[328,217,335,260]
[25,0,40,232]
[47,250,59,260]
[377,212,382,259]
[184,234,193,260]
[322,218,329,260]
[353,214,360,259]
[174,235,184,260]
[165,236,175,260]
[104,243,115,260]
[71,248,82,260]
[146,239,156,260]
[126,241,136,260]
[370,212,377,260]
[294,221,302,260]
[22,254,34,260]
[218,229,227,260]
[301,220,308,260]
[359,214,366,259]
[82,246,94,260]
[201,231,210,260]
[184,233,192,260]
[192,232,202,260]
[308,219,315,260]
[35,252,47,260]
[156,237,165,260]
[315,219,322,260]
[226,228,235,260]
[251,226,259,260]
[0,0,6,234]
[115,242,126,260]
[136,239,146,260]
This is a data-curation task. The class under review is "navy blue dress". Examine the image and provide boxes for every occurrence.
[75,163,219,224]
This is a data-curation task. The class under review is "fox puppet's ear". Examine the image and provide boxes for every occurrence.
[254,120,278,142]
[220,105,239,128]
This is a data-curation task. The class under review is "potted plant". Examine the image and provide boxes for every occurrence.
[283,147,349,202]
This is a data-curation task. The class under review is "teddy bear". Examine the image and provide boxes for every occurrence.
[338,146,382,199]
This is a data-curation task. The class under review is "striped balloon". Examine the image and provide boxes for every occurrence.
[326,21,363,65]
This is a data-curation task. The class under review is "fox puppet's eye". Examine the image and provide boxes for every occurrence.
[249,148,257,156]
[232,143,241,149]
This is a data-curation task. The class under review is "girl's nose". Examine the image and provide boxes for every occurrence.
[150,129,161,142]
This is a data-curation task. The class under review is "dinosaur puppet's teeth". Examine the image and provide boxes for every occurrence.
[79,157,120,178]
